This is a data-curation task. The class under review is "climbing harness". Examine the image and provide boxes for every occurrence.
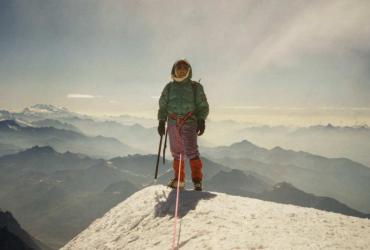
[168,111,194,133]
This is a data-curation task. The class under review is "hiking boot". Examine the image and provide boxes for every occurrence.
[167,178,185,189]
[193,179,202,191]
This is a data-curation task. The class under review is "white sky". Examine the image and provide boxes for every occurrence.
[1,0,370,126]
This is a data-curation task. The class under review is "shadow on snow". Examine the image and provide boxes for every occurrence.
[154,187,217,218]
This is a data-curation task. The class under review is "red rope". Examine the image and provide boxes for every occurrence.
[172,153,182,249]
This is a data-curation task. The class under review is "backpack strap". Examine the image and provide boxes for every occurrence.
[167,83,171,103]
[191,81,197,107]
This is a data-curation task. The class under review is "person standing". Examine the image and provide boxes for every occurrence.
[157,59,209,191]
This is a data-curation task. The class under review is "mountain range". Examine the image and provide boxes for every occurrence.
[201,139,370,214]
[0,119,141,159]
[1,145,369,249]
[3,104,370,165]
[1,104,370,249]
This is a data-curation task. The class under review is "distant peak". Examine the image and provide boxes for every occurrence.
[326,123,335,128]
[0,110,11,115]
[32,103,69,111]
[0,119,19,126]
[273,181,294,189]
[131,123,143,128]
[241,139,253,144]
[0,119,33,130]
[216,169,246,177]
[271,146,284,151]
[22,145,58,155]
[22,104,70,114]
[230,139,255,147]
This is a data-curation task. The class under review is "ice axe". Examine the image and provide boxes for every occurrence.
[154,133,163,181]
[162,119,169,164]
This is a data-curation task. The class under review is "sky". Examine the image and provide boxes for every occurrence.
[1,0,370,126]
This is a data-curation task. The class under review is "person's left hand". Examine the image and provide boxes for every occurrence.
[196,119,205,136]
[157,120,166,136]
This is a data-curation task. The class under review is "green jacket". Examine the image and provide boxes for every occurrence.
[157,78,209,125]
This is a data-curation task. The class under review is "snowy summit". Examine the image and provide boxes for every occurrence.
[20,104,85,119]
[61,185,370,250]
[23,104,70,114]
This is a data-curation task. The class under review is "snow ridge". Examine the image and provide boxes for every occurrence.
[61,185,370,250]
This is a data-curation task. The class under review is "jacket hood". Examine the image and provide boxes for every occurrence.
[171,59,192,82]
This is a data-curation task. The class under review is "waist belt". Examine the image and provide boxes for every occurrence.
[168,111,194,128]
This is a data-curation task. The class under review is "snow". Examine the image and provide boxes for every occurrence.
[27,104,69,113]
[7,124,19,131]
[20,104,82,119]
[14,119,35,128]
[61,185,370,250]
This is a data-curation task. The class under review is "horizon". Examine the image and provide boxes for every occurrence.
[2,103,370,127]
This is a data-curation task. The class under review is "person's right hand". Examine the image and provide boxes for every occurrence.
[196,119,205,136]
[157,120,166,136]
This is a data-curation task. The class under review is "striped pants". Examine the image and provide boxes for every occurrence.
[168,122,200,160]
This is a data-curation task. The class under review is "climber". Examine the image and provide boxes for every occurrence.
[157,59,209,191]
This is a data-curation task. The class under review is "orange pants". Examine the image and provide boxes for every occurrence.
[173,158,203,182]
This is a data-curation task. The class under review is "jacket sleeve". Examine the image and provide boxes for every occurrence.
[157,83,170,121]
[195,83,209,120]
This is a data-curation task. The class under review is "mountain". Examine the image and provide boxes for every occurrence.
[291,123,370,134]
[1,145,369,248]
[0,145,98,181]
[0,142,23,157]
[115,154,354,215]
[6,104,370,165]
[0,227,35,250]
[202,139,370,214]
[0,109,14,120]
[109,154,230,182]
[0,119,141,158]
[31,119,82,133]
[2,105,157,153]
[0,209,50,250]
[104,114,157,128]
[287,123,370,167]
[206,169,273,197]
[205,169,370,218]
[0,147,143,249]
[201,139,269,159]
[258,182,370,219]
[60,185,370,250]
[0,146,265,248]
[14,104,88,121]
[59,117,157,153]
[229,123,370,167]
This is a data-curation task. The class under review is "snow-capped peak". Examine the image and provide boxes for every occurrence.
[61,185,370,250]
[13,119,35,127]
[22,104,70,114]
[19,103,86,120]
[0,119,35,130]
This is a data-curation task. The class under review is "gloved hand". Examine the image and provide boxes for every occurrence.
[196,119,205,136]
[157,120,166,136]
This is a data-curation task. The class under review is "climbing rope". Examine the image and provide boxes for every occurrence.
[172,153,183,249]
